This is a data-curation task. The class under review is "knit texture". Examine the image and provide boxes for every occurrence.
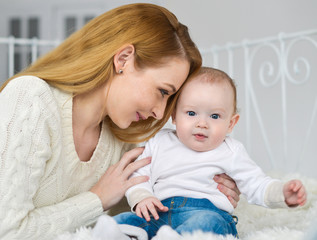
[0,76,132,239]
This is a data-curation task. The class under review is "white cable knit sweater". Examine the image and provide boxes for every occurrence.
[0,76,132,239]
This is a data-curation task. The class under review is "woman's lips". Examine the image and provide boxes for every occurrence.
[136,112,146,121]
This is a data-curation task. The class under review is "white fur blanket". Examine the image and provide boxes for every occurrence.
[56,173,317,240]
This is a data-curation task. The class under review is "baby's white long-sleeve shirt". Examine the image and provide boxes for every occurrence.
[0,76,132,239]
[126,129,286,213]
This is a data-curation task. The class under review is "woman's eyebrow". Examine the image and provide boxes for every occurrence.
[166,83,176,93]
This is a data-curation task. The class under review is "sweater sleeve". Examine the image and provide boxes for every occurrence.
[0,77,103,239]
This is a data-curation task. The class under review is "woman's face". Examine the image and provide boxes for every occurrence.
[106,57,190,129]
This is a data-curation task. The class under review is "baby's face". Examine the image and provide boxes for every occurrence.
[172,79,238,152]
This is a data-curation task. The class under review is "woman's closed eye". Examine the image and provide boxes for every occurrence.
[159,89,169,98]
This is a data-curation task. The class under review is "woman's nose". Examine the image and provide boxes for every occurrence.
[152,100,167,120]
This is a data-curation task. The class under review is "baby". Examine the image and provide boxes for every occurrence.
[114,67,307,239]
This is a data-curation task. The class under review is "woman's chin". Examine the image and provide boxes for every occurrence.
[115,120,132,129]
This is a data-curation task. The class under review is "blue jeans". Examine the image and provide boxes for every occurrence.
[114,197,238,239]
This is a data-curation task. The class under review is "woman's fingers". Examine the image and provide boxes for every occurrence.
[214,173,240,208]
[214,173,241,195]
[226,187,240,206]
[117,147,145,171]
[113,147,151,180]
[215,173,241,195]
[90,148,149,211]
[122,156,151,179]
[228,196,238,208]
[127,176,149,189]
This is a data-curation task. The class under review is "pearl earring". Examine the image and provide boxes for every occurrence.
[118,69,123,74]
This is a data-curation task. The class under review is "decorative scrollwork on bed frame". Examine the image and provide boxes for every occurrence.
[201,29,317,177]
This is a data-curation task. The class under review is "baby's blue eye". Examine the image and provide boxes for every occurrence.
[211,114,220,119]
[187,111,196,116]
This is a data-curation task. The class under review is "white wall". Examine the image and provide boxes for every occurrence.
[161,0,317,48]
[2,0,315,46]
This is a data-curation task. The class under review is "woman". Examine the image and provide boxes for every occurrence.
[0,3,240,239]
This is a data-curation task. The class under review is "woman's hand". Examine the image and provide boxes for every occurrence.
[90,147,150,211]
[214,173,241,208]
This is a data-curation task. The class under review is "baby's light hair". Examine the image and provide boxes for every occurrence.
[185,67,238,115]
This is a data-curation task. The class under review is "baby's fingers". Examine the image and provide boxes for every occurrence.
[292,181,301,192]
[297,187,307,206]
[298,197,307,206]
[135,206,143,218]
[153,200,168,213]
[140,205,151,222]
[298,185,306,196]
[147,203,160,220]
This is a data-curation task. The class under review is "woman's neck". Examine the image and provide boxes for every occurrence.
[72,86,107,161]
[72,86,107,132]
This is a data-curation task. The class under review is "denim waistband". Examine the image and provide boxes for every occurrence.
[161,196,218,210]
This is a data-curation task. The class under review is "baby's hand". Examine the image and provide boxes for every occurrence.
[135,197,168,221]
[283,179,307,207]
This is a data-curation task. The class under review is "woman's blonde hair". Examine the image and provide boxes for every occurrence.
[1,3,202,143]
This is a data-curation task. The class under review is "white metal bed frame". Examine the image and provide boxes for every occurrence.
[201,29,317,177]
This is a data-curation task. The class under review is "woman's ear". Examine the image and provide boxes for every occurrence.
[227,113,240,134]
[113,44,135,74]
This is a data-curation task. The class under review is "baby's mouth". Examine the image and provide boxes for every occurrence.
[194,134,207,140]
